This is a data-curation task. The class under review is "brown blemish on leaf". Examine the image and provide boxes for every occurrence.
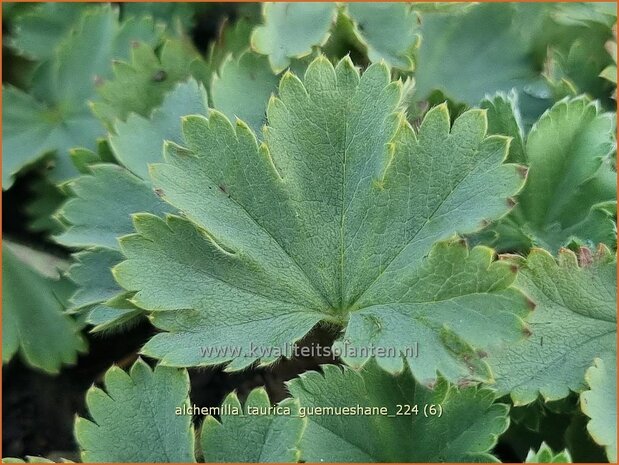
[578,247,593,267]
[507,197,517,208]
[516,165,528,178]
[522,326,532,337]
[525,297,536,311]
[154,188,165,198]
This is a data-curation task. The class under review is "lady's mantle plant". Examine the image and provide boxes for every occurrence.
[2,2,617,463]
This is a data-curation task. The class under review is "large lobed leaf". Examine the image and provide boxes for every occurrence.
[115,56,529,383]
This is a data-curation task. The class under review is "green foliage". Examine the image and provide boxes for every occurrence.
[525,442,572,463]
[488,246,616,404]
[75,359,195,462]
[3,5,162,189]
[201,389,304,462]
[581,357,617,462]
[3,242,86,373]
[115,57,528,380]
[289,361,509,462]
[3,2,617,463]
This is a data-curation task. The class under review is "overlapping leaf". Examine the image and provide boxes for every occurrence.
[414,4,539,105]
[525,442,572,463]
[251,3,337,72]
[201,389,303,462]
[581,357,617,462]
[475,96,617,253]
[2,242,86,373]
[92,39,208,126]
[75,359,195,462]
[115,56,529,383]
[288,361,509,462]
[488,247,616,405]
[2,5,161,189]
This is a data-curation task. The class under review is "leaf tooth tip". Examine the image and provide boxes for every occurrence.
[516,165,529,178]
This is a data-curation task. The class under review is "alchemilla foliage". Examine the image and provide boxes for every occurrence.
[2,2,617,463]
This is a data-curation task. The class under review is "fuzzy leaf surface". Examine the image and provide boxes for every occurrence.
[251,3,336,72]
[488,247,616,404]
[581,357,617,462]
[346,3,420,71]
[201,388,303,462]
[116,57,528,382]
[288,361,509,462]
[75,359,195,462]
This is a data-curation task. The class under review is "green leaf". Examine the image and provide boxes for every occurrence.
[66,248,143,332]
[552,2,617,28]
[288,361,509,462]
[122,2,198,32]
[2,241,86,373]
[2,85,101,189]
[67,248,125,311]
[75,359,195,462]
[525,442,572,463]
[581,357,617,462]
[346,3,420,71]
[115,57,528,381]
[251,3,337,72]
[211,52,279,135]
[472,97,616,253]
[92,39,207,126]
[8,3,91,60]
[55,164,171,249]
[415,4,539,105]
[26,175,66,235]
[2,5,161,188]
[481,91,526,164]
[516,97,616,251]
[488,247,616,405]
[109,79,208,179]
[201,388,304,462]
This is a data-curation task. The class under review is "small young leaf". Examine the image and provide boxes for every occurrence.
[251,3,337,72]
[346,3,420,71]
[525,442,572,463]
[92,39,207,126]
[75,359,195,462]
